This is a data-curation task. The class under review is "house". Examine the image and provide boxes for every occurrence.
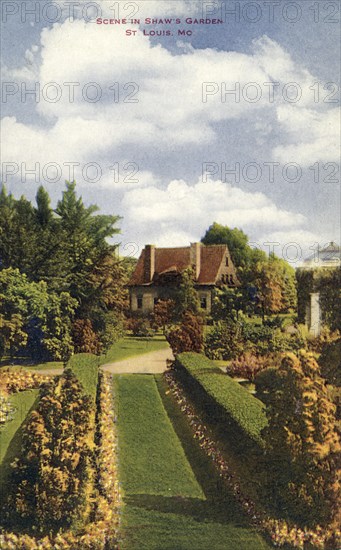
[127,242,239,314]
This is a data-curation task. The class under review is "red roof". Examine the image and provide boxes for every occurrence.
[128,244,236,286]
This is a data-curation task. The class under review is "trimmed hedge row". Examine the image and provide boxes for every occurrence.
[175,352,267,449]
[66,353,100,402]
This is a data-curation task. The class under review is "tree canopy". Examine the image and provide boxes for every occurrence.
[201,222,297,316]
[0,182,126,361]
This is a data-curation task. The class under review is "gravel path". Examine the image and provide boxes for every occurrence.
[25,347,174,376]
[101,347,174,374]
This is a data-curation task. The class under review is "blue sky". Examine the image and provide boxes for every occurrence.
[1,0,340,263]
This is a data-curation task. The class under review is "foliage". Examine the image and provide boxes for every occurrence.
[150,299,176,332]
[210,286,247,321]
[173,268,200,317]
[202,224,297,317]
[296,267,341,331]
[166,311,203,355]
[242,321,306,355]
[260,351,341,528]
[97,311,125,351]
[126,317,153,338]
[307,326,340,354]
[226,353,268,382]
[204,319,244,360]
[0,369,49,394]
[253,254,297,317]
[175,352,267,447]
[5,371,95,534]
[254,367,282,405]
[0,373,121,549]
[318,338,341,387]
[66,353,100,402]
[0,268,77,361]
[201,223,266,274]
[0,314,27,359]
[72,319,102,355]
[0,183,126,360]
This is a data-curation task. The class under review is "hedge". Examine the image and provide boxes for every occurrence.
[175,352,267,449]
[66,353,100,402]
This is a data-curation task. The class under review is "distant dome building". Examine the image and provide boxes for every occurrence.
[301,241,341,269]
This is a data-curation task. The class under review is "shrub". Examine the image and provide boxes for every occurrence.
[226,352,267,381]
[242,322,306,355]
[150,299,176,332]
[0,369,49,394]
[5,371,95,534]
[99,311,125,351]
[260,351,341,528]
[126,317,153,337]
[175,352,267,448]
[254,367,282,405]
[204,319,243,360]
[72,319,102,355]
[166,311,203,355]
[318,338,341,387]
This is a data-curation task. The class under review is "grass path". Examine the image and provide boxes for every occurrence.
[115,374,272,550]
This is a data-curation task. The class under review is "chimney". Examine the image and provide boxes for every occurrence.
[144,244,155,283]
[190,242,201,280]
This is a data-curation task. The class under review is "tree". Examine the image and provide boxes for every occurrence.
[0,182,126,358]
[174,268,200,318]
[201,222,267,275]
[254,254,297,318]
[0,268,77,361]
[0,314,27,359]
[166,311,203,355]
[211,286,247,321]
[72,319,102,355]
[260,351,340,528]
[150,299,176,333]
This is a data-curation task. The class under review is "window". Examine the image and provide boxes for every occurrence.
[225,257,229,266]
[200,296,207,309]
[137,296,143,309]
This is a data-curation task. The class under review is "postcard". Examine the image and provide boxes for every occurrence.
[0,1,340,549]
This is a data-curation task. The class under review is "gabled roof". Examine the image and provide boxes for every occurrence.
[128,244,235,286]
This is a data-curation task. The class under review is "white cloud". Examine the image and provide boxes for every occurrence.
[273,106,340,165]
[3,20,334,173]
[259,229,334,265]
[121,175,307,249]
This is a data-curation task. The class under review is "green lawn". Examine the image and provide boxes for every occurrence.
[0,360,63,372]
[0,390,39,493]
[115,374,272,550]
[101,336,169,365]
